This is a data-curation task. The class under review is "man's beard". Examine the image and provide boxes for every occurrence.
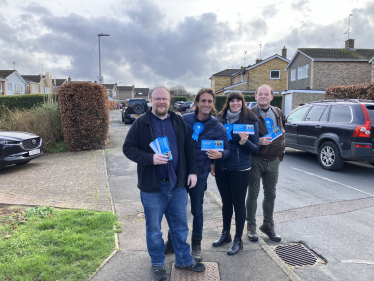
[155,105,168,117]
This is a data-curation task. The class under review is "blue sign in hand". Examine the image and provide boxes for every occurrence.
[224,123,233,141]
[192,122,204,141]
[265,118,273,132]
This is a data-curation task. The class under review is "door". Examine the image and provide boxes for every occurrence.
[285,106,311,146]
[284,94,292,116]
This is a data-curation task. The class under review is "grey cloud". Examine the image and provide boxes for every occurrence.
[262,4,279,19]
[21,3,51,16]
[291,0,311,12]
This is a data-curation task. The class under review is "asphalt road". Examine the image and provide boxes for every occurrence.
[113,110,374,280]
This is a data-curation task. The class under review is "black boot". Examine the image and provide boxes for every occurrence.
[227,236,243,255]
[259,221,281,242]
[247,223,258,242]
[212,230,232,247]
[191,235,203,262]
[164,230,174,254]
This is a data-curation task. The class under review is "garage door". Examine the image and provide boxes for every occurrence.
[284,94,292,116]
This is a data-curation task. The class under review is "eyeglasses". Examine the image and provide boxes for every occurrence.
[152,98,169,102]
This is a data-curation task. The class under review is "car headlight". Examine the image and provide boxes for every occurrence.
[0,140,21,145]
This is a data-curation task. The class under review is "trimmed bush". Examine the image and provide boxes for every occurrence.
[58,82,109,151]
[0,94,58,111]
[325,83,374,99]
[215,95,282,112]
[108,100,117,110]
[174,96,188,102]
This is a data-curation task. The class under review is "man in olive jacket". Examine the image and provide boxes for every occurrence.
[246,84,285,243]
[123,87,205,281]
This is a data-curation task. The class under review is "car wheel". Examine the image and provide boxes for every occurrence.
[133,104,144,114]
[318,141,344,171]
[16,161,30,165]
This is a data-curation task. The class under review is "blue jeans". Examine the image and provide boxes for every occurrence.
[188,179,207,238]
[140,182,194,267]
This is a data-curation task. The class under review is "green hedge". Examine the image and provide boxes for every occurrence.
[174,96,188,102]
[215,95,282,112]
[0,94,58,110]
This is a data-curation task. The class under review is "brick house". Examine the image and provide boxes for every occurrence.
[0,70,27,95]
[134,88,150,99]
[210,69,240,93]
[210,47,289,96]
[112,85,135,101]
[21,75,46,94]
[282,39,374,115]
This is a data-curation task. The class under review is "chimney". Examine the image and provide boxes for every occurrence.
[282,46,287,58]
[345,39,355,49]
[241,66,245,71]
[68,76,71,83]
[255,58,263,64]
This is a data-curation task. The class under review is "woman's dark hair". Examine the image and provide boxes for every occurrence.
[218,91,258,123]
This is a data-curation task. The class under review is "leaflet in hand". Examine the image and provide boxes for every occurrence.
[201,140,224,151]
[149,136,173,160]
[233,124,255,134]
[263,126,283,141]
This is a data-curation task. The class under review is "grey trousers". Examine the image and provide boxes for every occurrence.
[246,157,280,224]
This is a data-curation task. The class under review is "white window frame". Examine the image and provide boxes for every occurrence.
[298,64,309,79]
[270,70,280,80]
[15,85,21,92]
[211,77,214,86]
[32,84,37,92]
[241,73,244,82]
[45,87,49,94]
[234,75,238,84]
[113,91,116,97]
[291,69,296,81]
[7,83,12,92]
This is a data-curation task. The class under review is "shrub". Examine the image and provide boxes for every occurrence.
[58,82,109,151]
[0,103,64,149]
[325,83,374,99]
[174,96,188,102]
[215,95,282,112]
[0,94,58,111]
[108,100,117,110]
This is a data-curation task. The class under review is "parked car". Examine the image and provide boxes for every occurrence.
[186,104,195,113]
[285,99,374,170]
[176,101,194,112]
[0,131,43,167]
[122,98,149,124]
[247,102,257,108]
[174,102,183,109]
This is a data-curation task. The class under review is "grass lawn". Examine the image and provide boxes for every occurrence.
[0,206,121,281]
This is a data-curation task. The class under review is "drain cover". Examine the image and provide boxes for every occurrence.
[273,243,325,267]
[171,262,220,281]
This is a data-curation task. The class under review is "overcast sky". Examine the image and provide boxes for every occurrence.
[1,0,373,93]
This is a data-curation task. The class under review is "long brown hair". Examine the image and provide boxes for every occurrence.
[219,91,257,123]
[194,88,217,115]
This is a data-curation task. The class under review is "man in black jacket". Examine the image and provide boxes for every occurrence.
[123,86,205,281]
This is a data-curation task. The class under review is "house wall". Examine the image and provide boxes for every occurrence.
[372,61,374,83]
[247,57,288,93]
[5,73,26,95]
[287,53,312,90]
[282,92,325,114]
[212,76,231,93]
[313,61,372,89]
[119,91,133,100]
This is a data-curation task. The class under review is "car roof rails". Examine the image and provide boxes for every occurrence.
[308,99,374,104]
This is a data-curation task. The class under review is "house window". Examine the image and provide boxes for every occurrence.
[113,91,116,97]
[291,69,296,81]
[234,76,238,84]
[15,85,21,92]
[0,83,2,91]
[32,85,37,92]
[211,78,214,86]
[241,73,244,82]
[7,83,12,92]
[298,64,309,79]
[45,87,49,94]
[270,70,280,79]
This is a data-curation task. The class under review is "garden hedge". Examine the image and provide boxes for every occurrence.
[58,82,109,151]
[325,83,374,99]
[0,93,58,110]
[108,100,117,110]
[173,96,188,102]
[215,95,282,112]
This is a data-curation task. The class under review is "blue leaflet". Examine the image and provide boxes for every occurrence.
[233,124,255,134]
[149,136,173,160]
[263,126,283,141]
[201,140,224,151]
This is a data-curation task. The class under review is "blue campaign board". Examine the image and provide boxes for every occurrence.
[263,126,283,141]
[233,124,255,134]
[201,140,224,151]
[149,136,173,160]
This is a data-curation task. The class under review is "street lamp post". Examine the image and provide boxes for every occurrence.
[97,33,110,84]
[118,82,122,109]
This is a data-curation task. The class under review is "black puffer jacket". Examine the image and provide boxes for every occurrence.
[182,112,230,179]
[215,113,260,170]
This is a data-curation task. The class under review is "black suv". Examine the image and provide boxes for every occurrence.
[122,98,149,124]
[285,99,374,170]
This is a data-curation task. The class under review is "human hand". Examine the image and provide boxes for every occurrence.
[259,137,272,146]
[239,132,249,144]
[153,154,168,165]
[187,174,197,189]
[207,149,222,159]
[210,164,215,177]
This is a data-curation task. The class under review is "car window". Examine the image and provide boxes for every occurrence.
[328,106,352,123]
[287,106,310,122]
[305,106,328,121]
[365,105,374,121]
[320,106,330,121]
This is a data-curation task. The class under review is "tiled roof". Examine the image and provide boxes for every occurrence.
[134,88,149,95]
[102,83,115,89]
[21,75,45,83]
[0,70,16,79]
[299,48,374,60]
[118,86,134,91]
[53,79,67,87]
[211,69,241,77]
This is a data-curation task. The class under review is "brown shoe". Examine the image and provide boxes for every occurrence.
[247,223,258,242]
[259,221,281,242]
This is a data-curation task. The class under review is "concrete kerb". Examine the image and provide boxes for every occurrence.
[205,189,302,281]
[89,149,120,281]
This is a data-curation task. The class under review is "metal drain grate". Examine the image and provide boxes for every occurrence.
[273,243,325,267]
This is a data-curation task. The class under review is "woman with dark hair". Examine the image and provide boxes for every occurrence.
[211,91,260,255]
